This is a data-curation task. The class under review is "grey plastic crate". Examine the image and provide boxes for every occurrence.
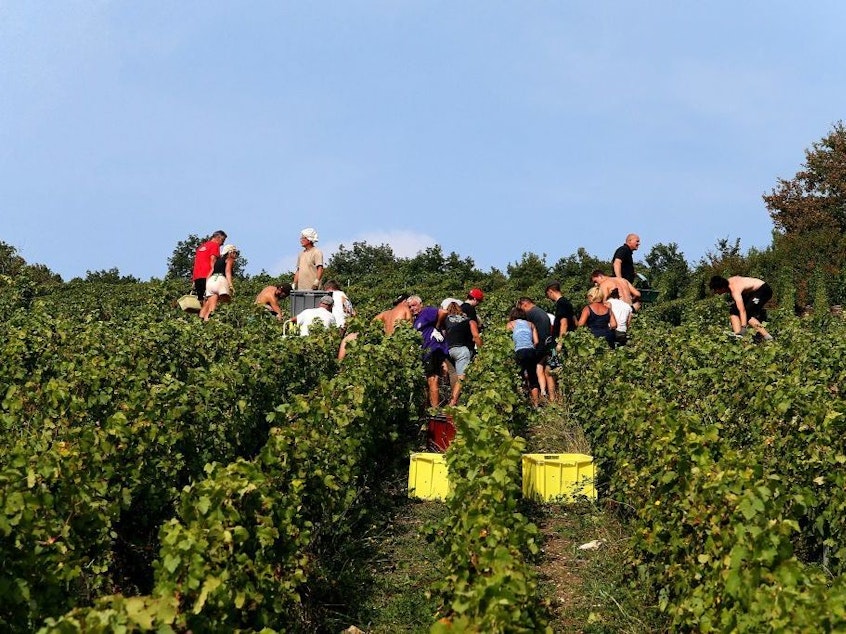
[290,290,325,315]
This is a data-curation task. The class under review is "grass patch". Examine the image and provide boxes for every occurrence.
[529,497,667,633]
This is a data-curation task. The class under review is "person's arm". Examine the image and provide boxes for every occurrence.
[470,320,482,348]
[613,258,623,278]
[730,282,748,326]
[312,265,324,289]
[292,269,299,290]
[225,258,234,294]
[577,306,589,327]
[530,323,539,346]
[268,296,283,318]
[626,310,632,329]
[627,280,641,299]
[609,311,617,330]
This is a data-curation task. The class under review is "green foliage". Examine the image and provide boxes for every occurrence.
[554,302,846,631]
[506,252,550,293]
[428,329,550,633]
[643,242,690,301]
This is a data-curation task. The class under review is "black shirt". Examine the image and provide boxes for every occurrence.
[612,244,635,283]
[552,296,576,337]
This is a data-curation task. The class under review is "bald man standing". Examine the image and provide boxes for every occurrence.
[612,233,640,284]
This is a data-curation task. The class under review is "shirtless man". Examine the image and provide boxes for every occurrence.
[373,294,412,334]
[255,283,292,321]
[709,275,774,341]
[591,270,641,310]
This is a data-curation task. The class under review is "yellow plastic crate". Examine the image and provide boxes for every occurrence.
[522,453,596,502]
[408,453,450,500]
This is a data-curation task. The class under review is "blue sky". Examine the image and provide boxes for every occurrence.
[2,2,844,281]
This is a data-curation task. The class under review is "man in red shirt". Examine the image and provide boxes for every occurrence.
[192,230,227,305]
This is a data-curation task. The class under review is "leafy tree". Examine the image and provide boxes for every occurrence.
[0,241,26,277]
[166,234,203,280]
[82,268,141,284]
[643,242,690,301]
[763,123,846,305]
[763,122,846,235]
[549,247,607,295]
[326,241,396,280]
[0,240,62,285]
[506,252,549,292]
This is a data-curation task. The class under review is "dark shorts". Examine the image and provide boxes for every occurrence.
[423,348,448,378]
[730,283,772,321]
[193,278,207,302]
[515,348,540,390]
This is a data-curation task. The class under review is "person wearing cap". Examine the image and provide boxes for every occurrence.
[192,230,227,305]
[199,243,238,321]
[255,282,292,321]
[292,228,324,291]
[462,288,484,331]
[292,294,337,336]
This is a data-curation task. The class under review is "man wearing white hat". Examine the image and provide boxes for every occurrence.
[293,227,324,291]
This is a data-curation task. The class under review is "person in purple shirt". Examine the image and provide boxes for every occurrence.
[408,295,449,409]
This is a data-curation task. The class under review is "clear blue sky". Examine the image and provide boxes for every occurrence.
[2,2,844,281]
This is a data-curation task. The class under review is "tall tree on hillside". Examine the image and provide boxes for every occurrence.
[764,122,846,235]
[763,123,846,304]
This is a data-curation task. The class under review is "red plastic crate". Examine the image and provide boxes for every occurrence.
[427,415,456,452]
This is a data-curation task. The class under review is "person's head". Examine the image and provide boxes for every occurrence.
[709,275,730,294]
[407,295,423,315]
[626,233,641,251]
[508,306,526,321]
[319,295,334,310]
[544,280,561,298]
[276,283,292,298]
[590,269,606,284]
[221,244,238,258]
[393,293,410,306]
[516,296,534,310]
[211,230,227,245]
[467,288,484,304]
[446,301,462,315]
[300,227,319,247]
[608,288,620,300]
[323,279,340,291]
[587,286,605,304]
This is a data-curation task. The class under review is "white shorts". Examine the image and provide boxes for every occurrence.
[205,274,231,297]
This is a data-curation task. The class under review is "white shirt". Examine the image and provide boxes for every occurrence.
[296,306,337,336]
[608,298,633,333]
[330,290,355,328]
